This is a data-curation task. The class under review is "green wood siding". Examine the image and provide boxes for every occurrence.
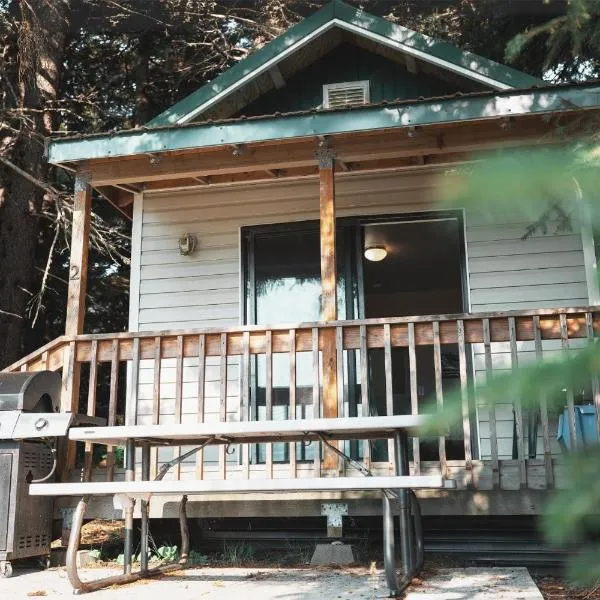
[238,44,465,117]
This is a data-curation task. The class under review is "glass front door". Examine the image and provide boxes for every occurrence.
[242,211,469,464]
[243,223,352,463]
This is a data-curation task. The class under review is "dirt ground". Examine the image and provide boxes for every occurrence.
[532,575,600,600]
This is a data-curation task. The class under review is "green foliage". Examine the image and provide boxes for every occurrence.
[154,545,179,562]
[220,541,255,565]
[187,550,209,566]
[505,0,600,80]
[425,144,600,586]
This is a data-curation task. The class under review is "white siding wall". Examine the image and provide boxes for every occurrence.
[131,169,591,465]
[466,213,588,459]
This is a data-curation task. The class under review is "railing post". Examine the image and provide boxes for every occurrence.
[61,171,92,473]
[317,141,338,471]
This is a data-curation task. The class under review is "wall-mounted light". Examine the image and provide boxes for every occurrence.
[364,245,387,262]
[178,233,198,256]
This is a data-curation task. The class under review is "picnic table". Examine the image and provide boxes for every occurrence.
[30,415,455,596]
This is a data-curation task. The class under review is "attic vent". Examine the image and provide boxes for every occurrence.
[323,81,370,109]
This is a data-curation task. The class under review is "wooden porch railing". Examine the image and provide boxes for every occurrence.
[5,306,600,491]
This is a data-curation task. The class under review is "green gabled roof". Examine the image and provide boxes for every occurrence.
[148,0,543,128]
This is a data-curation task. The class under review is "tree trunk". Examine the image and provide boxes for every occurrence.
[0,0,71,368]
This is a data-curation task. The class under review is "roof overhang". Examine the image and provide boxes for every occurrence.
[48,84,600,166]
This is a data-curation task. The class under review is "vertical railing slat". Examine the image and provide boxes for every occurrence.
[432,322,446,478]
[482,319,499,487]
[509,317,526,488]
[384,324,395,472]
[408,322,420,475]
[129,337,140,426]
[533,316,553,488]
[289,329,297,478]
[359,325,370,470]
[586,312,600,447]
[219,333,228,479]
[560,314,578,448]
[151,336,162,479]
[106,339,119,482]
[336,326,345,474]
[312,327,321,477]
[241,331,250,479]
[174,335,184,480]
[265,330,273,479]
[83,340,98,482]
[457,320,472,486]
[196,334,206,480]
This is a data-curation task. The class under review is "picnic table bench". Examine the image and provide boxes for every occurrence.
[30,415,455,596]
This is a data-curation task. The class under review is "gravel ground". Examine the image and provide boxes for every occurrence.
[0,566,543,599]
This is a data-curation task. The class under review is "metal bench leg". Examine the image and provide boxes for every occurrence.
[64,441,190,594]
[65,493,189,594]
[140,442,150,574]
[382,431,424,597]
[124,440,135,575]
[410,490,424,573]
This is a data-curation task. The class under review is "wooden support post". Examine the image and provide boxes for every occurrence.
[317,143,338,471]
[65,172,92,338]
[61,172,92,474]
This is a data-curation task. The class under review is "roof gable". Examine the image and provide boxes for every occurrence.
[147,0,544,128]
[238,43,467,117]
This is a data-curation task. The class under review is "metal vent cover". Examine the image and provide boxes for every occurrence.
[323,80,370,109]
[17,534,49,550]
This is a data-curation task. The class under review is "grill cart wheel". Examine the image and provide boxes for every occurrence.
[0,560,13,578]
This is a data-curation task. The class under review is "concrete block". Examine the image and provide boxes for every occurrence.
[75,549,98,569]
[310,542,354,566]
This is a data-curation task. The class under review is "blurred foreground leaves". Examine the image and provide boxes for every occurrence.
[422,145,600,585]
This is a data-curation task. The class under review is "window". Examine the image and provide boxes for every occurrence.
[323,80,370,109]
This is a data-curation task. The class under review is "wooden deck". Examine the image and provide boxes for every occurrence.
[6,306,600,517]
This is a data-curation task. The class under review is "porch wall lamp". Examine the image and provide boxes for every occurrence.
[178,233,198,256]
[364,245,387,262]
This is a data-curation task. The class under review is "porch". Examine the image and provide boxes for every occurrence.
[8,79,600,519]
[6,306,599,517]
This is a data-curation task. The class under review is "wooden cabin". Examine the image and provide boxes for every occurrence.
[6,0,600,523]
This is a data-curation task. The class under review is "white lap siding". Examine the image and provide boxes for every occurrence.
[130,170,590,468]
[467,214,588,459]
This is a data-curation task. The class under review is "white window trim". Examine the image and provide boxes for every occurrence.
[322,80,370,108]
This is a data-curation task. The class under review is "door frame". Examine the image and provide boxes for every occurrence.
[240,208,478,461]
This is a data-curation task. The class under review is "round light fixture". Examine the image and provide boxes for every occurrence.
[364,245,387,262]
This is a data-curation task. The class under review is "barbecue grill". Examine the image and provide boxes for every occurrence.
[0,371,104,578]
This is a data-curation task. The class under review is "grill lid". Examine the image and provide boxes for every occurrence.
[0,371,61,412]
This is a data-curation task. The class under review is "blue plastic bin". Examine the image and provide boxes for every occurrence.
[557,405,599,450]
